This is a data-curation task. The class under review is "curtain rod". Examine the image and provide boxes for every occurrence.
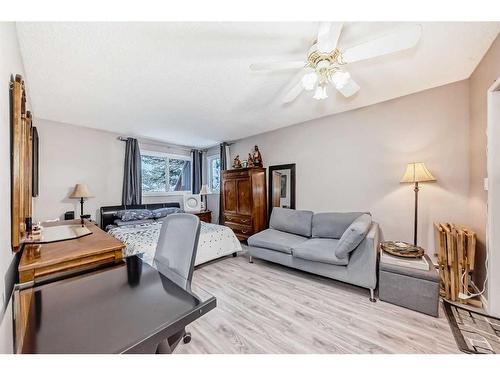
[117,136,211,152]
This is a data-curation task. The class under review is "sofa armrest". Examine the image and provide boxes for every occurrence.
[346,222,379,289]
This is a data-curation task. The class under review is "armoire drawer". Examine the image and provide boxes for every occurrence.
[224,222,254,238]
[224,214,252,226]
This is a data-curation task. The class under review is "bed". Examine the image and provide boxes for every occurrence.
[100,203,242,266]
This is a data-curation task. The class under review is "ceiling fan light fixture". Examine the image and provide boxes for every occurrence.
[313,85,328,100]
[331,70,351,89]
[301,72,318,91]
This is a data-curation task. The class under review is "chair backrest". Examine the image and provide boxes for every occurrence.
[153,214,201,289]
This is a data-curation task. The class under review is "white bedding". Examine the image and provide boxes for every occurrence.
[108,221,242,266]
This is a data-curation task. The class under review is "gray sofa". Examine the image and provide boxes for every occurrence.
[247,208,380,301]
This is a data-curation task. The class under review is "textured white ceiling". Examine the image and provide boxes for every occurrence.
[16,22,500,148]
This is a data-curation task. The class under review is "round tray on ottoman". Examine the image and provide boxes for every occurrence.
[380,241,424,258]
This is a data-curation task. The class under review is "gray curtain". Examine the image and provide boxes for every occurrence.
[122,138,142,205]
[218,142,229,224]
[191,149,203,194]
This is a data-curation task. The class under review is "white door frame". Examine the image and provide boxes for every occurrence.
[486,77,500,317]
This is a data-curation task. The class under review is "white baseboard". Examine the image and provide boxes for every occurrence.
[471,280,489,312]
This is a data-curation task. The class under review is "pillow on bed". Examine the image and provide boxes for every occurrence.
[152,207,183,219]
[113,218,154,227]
[115,209,153,222]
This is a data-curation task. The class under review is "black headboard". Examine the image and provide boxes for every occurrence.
[100,203,181,230]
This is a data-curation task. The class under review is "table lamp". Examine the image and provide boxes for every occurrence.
[400,162,436,246]
[70,183,92,219]
[199,184,211,211]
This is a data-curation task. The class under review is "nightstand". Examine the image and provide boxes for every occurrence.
[192,210,212,223]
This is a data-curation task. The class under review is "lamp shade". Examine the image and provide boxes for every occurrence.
[199,184,211,195]
[400,162,436,183]
[70,183,92,198]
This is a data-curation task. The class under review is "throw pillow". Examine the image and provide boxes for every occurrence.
[335,214,372,258]
[115,209,153,222]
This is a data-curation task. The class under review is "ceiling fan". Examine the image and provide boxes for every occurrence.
[250,23,422,103]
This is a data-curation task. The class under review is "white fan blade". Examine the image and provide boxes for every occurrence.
[317,22,343,53]
[250,61,305,71]
[341,24,422,64]
[283,80,304,104]
[336,78,360,98]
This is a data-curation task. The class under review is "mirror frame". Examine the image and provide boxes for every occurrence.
[268,163,296,221]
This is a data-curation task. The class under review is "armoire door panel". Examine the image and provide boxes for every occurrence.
[223,179,237,213]
[236,178,251,215]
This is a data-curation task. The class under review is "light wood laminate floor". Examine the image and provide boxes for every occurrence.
[177,251,459,354]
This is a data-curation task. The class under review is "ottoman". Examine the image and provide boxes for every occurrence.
[379,254,440,317]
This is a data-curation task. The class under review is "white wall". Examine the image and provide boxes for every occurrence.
[469,34,500,302]
[32,119,195,224]
[32,119,125,224]
[0,22,27,354]
[230,80,471,254]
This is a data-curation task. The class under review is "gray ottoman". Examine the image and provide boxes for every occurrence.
[379,254,440,317]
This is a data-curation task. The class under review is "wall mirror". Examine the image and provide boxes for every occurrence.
[268,164,296,220]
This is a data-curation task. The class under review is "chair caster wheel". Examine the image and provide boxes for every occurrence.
[183,332,191,344]
[369,298,377,303]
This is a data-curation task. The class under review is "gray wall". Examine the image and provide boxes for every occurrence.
[230,80,471,255]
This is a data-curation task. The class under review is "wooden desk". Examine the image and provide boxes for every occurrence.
[14,257,216,353]
[18,220,125,283]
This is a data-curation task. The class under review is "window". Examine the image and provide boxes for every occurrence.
[207,155,221,193]
[141,150,192,194]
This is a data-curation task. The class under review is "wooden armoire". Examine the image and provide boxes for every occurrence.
[221,167,267,241]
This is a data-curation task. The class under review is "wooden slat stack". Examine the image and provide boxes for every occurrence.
[434,223,480,307]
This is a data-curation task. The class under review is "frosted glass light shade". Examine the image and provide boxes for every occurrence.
[400,162,436,183]
[70,183,92,198]
[199,184,211,195]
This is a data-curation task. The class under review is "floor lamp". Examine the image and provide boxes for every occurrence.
[400,162,436,246]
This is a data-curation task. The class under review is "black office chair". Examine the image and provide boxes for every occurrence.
[153,213,201,354]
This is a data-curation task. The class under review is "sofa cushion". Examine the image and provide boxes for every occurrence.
[292,238,348,266]
[312,212,366,239]
[269,208,314,237]
[335,214,372,258]
[248,228,308,254]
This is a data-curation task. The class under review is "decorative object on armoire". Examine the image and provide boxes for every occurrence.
[221,167,267,240]
[183,193,202,212]
[380,241,424,258]
[70,184,93,219]
[434,223,480,307]
[121,137,142,205]
[10,74,33,250]
[252,145,263,167]
[232,154,242,169]
[247,153,254,167]
[191,149,203,194]
[199,184,211,211]
[268,164,296,221]
[32,126,39,197]
[400,162,436,246]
